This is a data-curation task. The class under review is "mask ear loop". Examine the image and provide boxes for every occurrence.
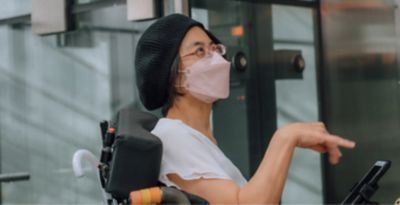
[175,70,189,88]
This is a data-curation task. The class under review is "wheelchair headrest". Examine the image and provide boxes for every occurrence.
[112,105,159,135]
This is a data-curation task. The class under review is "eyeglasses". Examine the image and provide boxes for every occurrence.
[181,44,226,59]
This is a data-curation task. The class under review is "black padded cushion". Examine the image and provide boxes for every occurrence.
[183,190,209,205]
[105,105,160,200]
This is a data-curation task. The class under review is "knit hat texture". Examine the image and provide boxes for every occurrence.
[135,14,220,110]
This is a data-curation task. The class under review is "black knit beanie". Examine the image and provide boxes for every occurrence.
[135,14,221,110]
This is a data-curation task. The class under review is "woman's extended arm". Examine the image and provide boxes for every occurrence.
[167,122,356,205]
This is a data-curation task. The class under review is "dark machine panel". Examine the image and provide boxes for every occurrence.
[320,0,400,203]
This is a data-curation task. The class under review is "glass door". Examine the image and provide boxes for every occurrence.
[190,0,323,204]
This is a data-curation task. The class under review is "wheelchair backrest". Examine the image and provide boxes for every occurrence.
[104,105,161,200]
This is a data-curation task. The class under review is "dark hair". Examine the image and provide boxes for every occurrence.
[161,55,184,116]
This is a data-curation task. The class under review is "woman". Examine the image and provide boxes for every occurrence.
[135,14,355,204]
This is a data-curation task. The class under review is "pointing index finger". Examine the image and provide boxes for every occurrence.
[330,135,356,148]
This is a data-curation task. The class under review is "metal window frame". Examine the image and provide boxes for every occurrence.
[0,0,318,25]
[239,0,318,8]
[313,0,330,203]
[0,0,126,25]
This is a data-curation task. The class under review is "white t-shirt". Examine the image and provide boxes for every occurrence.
[151,118,248,189]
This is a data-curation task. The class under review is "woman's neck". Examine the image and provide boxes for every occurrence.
[166,97,217,144]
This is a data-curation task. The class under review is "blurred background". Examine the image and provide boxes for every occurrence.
[0,0,399,204]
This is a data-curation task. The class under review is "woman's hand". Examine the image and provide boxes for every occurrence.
[275,122,356,165]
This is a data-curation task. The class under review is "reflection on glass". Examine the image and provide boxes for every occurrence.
[0,4,151,203]
[0,0,31,19]
[272,4,322,204]
[321,0,400,203]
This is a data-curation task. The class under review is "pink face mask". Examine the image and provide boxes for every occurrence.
[179,52,231,103]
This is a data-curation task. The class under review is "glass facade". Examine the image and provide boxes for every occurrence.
[0,23,109,203]
[0,3,152,203]
[0,0,31,19]
[2,0,398,204]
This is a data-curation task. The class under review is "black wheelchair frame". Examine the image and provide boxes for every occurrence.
[97,105,208,205]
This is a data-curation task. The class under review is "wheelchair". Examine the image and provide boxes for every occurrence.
[73,104,208,205]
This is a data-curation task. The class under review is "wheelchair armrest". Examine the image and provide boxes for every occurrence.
[129,186,209,205]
